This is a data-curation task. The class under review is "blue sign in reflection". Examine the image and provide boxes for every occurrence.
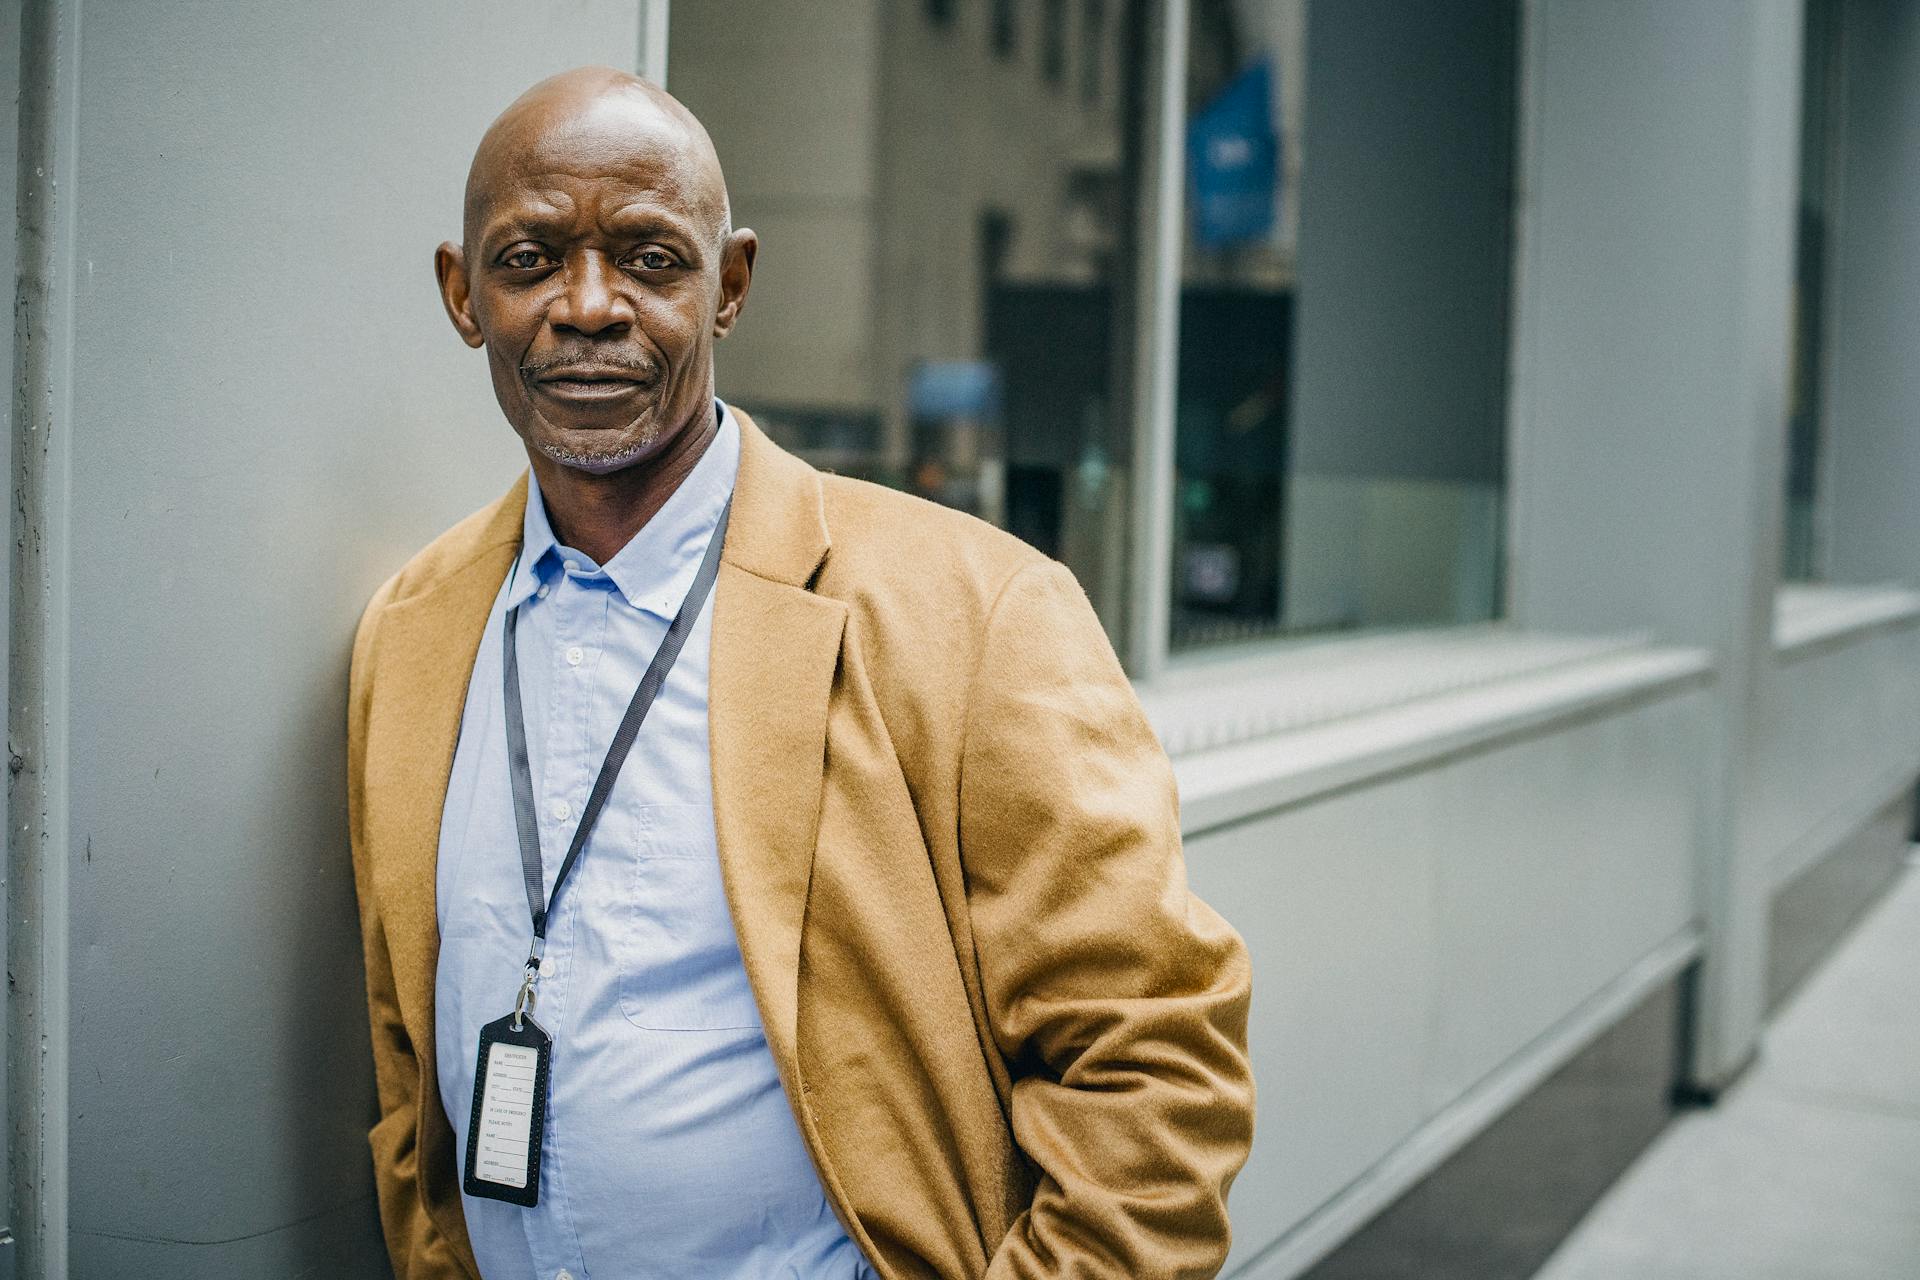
[1188,57,1280,248]
[910,359,1003,422]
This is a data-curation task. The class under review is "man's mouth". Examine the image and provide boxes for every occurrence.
[529,365,654,403]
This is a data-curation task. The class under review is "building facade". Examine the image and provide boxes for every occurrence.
[5,1,1919,1277]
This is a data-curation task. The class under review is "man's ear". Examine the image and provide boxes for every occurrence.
[435,241,485,349]
[713,228,757,339]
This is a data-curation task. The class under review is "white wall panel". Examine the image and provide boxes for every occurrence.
[1188,680,1707,1274]
[1752,614,1920,889]
[1189,778,1438,1259]
[1424,690,1703,1107]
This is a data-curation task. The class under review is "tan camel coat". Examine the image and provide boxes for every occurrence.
[346,408,1255,1279]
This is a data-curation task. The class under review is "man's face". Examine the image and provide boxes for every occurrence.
[438,96,753,474]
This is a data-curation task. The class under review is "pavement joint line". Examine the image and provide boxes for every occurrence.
[1745,1080,1920,1126]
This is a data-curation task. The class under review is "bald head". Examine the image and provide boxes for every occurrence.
[434,65,757,495]
[463,66,732,256]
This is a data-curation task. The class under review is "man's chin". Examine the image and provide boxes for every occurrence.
[522,406,667,475]
[534,433,657,475]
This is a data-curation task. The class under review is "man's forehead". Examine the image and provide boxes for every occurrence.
[466,85,724,241]
[476,185,706,253]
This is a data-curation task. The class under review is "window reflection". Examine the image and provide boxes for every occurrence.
[1173,0,1517,649]
[676,0,1519,660]
[672,0,1146,642]
[1784,0,1841,582]
[1045,0,1071,87]
[992,0,1018,59]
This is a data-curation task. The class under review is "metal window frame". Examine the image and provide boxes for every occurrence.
[1124,0,1186,680]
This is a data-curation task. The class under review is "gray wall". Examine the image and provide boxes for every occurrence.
[15,3,642,1275]
[1827,0,1920,585]
[0,0,19,1241]
[1507,0,1797,648]
[1506,0,1803,1083]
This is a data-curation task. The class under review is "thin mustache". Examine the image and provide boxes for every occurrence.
[519,356,658,380]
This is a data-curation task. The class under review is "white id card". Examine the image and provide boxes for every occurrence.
[462,1012,550,1206]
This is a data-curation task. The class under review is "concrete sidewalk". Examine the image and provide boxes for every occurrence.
[1533,858,1920,1279]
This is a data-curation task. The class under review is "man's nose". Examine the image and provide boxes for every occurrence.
[549,252,634,336]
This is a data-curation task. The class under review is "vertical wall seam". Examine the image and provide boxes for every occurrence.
[638,0,670,85]
[8,1,77,1276]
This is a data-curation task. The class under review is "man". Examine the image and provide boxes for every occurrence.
[347,65,1254,1280]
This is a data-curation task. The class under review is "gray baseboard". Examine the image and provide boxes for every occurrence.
[1766,791,1914,1013]
[1292,973,1686,1280]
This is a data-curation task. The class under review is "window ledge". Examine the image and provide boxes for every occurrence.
[1140,625,1661,754]
[1137,630,1712,836]
[1773,583,1920,659]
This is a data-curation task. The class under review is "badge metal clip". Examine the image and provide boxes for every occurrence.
[513,937,544,1031]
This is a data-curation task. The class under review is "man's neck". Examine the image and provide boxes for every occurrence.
[527,405,720,567]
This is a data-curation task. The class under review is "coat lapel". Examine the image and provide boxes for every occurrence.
[709,409,846,1072]
[371,412,843,1084]
[365,483,525,1064]
[365,410,843,1229]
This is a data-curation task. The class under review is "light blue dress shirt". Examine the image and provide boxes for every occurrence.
[434,403,871,1280]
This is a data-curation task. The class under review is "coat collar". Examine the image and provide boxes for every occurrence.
[701,408,847,1078]
[714,404,833,588]
[363,406,847,1249]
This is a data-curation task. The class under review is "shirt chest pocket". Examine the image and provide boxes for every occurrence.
[616,802,766,1032]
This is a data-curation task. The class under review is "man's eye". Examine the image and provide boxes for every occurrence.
[502,249,548,269]
[630,250,676,271]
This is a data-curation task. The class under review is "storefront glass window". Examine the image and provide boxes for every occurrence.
[1172,0,1518,650]
[672,1,1147,643]
[1784,0,1842,582]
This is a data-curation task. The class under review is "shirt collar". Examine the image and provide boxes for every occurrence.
[507,400,741,621]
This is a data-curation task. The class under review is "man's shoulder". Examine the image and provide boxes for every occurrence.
[806,470,1120,748]
[814,470,1055,619]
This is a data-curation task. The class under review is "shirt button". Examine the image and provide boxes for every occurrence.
[536,583,550,600]
[551,799,572,822]
[562,560,580,575]
[565,646,584,667]
[555,1271,574,1280]
[539,956,556,977]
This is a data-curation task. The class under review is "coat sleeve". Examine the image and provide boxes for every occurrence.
[347,578,468,1280]
[959,559,1256,1279]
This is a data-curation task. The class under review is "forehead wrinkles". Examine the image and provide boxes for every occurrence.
[476,183,705,256]
[465,97,726,248]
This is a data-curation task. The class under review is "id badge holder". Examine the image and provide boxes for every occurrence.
[462,1010,552,1206]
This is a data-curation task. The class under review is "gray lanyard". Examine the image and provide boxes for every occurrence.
[500,495,732,1024]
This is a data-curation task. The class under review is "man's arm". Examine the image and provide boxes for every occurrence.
[958,559,1256,1279]
[347,580,465,1280]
